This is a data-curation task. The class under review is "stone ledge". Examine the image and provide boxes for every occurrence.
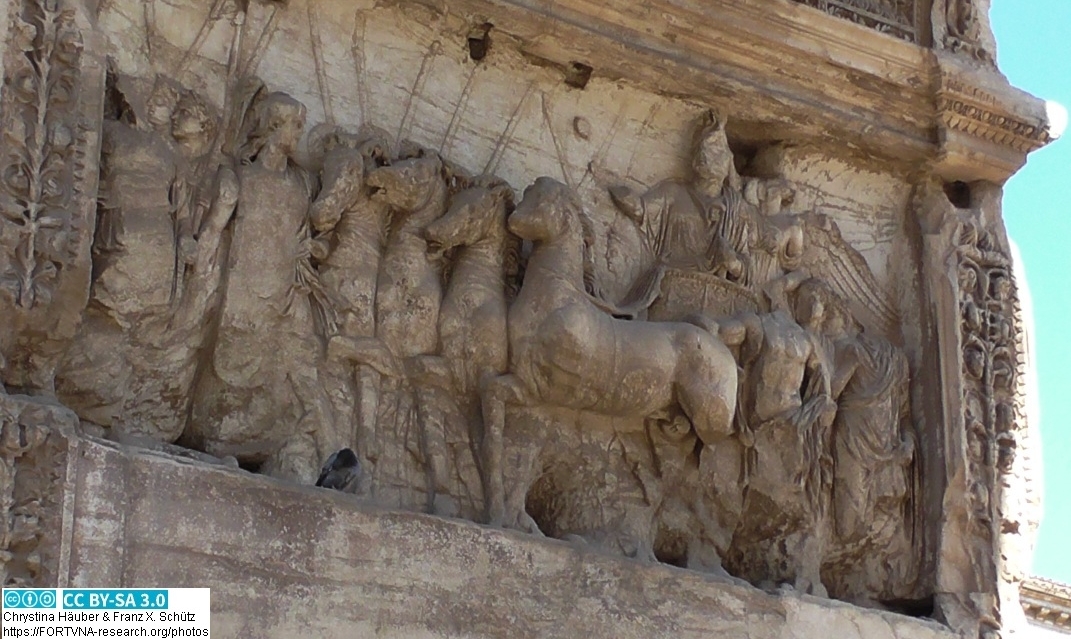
[445,0,1052,179]
[1021,577,1071,631]
[50,433,959,638]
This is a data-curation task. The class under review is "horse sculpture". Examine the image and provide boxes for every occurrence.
[362,151,457,511]
[390,177,518,515]
[481,177,739,530]
[424,178,517,400]
[369,153,451,358]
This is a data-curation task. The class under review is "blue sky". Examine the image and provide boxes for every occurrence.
[990,0,1071,582]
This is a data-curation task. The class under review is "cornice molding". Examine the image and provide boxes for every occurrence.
[1022,577,1071,631]
[937,88,1051,155]
[454,0,1052,181]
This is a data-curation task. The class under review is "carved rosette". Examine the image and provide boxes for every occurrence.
[0,0,101,393]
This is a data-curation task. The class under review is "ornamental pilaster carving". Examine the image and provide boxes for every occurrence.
[0,0,105,394]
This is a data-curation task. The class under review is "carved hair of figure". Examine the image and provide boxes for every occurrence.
[170,89,217,162]
[237,92,307,169]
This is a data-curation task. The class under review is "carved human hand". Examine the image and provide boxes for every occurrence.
[310,197,343,234]
[177,232,198,265]
[216,166,240,210]
[308,234,331,262]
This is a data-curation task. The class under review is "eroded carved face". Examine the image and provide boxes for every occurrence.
[258,94,306,157]
[145,83,179,131]
[793,282,827,333]
[170,95,214,157]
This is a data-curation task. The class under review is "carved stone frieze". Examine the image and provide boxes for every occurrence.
[791,0,918,42]
[0,0,1053,636]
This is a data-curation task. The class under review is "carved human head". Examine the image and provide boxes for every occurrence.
[146,76,182,132]
[253,92,306,157]
[793,278,855,336]
[170,90,216,158]
[692,111,736,193]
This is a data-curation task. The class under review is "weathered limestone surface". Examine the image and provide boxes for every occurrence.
[0,0,1057,636]
[61,432,955,639]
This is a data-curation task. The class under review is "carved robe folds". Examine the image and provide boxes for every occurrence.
[189,161,326,472]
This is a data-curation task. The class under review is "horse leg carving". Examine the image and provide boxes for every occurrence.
[328,334,404,493]
[355,365,380,471]
[678,363,737,446]
[407,355,454,515]
[480,373,526,527]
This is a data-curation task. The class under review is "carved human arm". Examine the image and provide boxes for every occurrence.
[202,165,239,242]
[803,341,834,404]
[608,184,644,226]
[828,341,861,401]
[762,270,808,313]
[169,165,239,331]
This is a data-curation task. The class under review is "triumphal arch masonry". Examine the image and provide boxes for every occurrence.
[0,0,1057,636]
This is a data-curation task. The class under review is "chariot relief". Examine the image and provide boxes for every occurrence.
[36,73,926,603]
[0,0,1045,636]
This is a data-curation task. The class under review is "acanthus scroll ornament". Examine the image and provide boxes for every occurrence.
[0,0,85,310]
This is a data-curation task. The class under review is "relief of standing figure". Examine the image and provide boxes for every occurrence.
[187,92,335,481]
[57,73,220,442]
[307,124,397,493]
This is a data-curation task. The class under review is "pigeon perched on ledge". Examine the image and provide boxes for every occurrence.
[315,448,362,492]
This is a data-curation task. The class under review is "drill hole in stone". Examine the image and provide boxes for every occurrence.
[467,23,493,62]
[565,62,593,89]
[943,180,972,209]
